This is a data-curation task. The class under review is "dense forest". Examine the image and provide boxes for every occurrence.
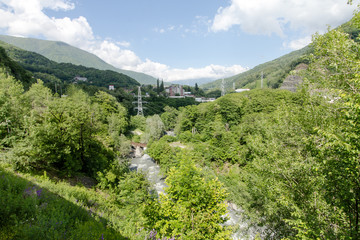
[2,5,360,240]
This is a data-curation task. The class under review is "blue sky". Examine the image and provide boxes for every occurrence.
[0,0,358,82]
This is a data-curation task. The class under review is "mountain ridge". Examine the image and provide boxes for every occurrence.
[0,35,158,85]
[201,46,311,92]
[0,40,139,91]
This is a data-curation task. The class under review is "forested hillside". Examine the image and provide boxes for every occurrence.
[0,35,158,85]
[201,46,311,91]
[202,19,360,93]
[0,46,34,89]
[0,41,139,89]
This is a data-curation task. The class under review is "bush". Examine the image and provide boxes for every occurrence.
[146,139,178,172]
[130,115,146,131]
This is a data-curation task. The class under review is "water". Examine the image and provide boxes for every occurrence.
[129,153,167,195]
[129,153,264,239]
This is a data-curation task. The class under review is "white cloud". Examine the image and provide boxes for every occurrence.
[284,36,312,50]
[89,40,142,69]
[116,41,131,48]
[0,0,93,47]
[40,0,75,11]
[211,0,357,36]
[129,62,248,82]
[0,0,248,82]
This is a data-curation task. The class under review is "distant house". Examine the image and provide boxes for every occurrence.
[195,97,216,103]
[73,76,88,82]
[109,85,115,91]
[166,84,184,96]
[235,88,250,93]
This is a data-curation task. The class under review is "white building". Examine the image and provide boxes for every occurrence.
[235,88,250,93]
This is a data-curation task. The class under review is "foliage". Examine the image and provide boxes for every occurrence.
[0,35,158,85]
[143,95,197,116]
[130,115,146,131]
[0,40,139,89]
[0,70,26,147]
[0,165,128,239]
[160,106,179,131]
[149,10,360,240]
[146,138,179,172]
[143,158,231,240]
[141,114,165,143]
[201,46,312,91]
[0,46,34,89]
[0,79,132,178]
[296,16,360,238]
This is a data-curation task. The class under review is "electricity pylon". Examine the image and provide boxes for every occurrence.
[133,86,147,115]
[221,78,225,96]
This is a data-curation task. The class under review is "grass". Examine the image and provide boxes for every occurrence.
[0,163,150,240]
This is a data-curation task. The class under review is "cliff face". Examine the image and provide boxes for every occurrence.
[280,75,303,92]
[280,63,308,92]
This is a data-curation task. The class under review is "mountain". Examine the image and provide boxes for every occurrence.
[201,46,312,92]
[0,35,158,85]
[168,78,214,86]
[0,40,139,91]
[201,20,360,93]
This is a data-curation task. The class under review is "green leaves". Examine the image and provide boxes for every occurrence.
[143,158,231,239]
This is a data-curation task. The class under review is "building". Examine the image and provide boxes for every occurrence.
[109,85,115,90]
[73,76,88,82]
[235,88,250,93]
[195,97,216,103]
[166,84,184,96]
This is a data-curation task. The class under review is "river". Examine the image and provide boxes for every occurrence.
[130,153,266,240]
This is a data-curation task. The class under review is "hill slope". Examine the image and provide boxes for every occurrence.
[0,46,34,89]
[201,20,360,93]
[0,35,157,85]
[0,40,139,90]
[201,46,311,92]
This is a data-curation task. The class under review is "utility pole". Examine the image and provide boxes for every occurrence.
[261,71,264,89]
[221,78,225,96]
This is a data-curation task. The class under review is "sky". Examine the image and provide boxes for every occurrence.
[0,0,358,82]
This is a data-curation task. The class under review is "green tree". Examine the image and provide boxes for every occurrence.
[302,23,360,238]
[143,158,231,240]
[142,114,165,143]
[195,83,199,92]
[12,86,112,177]
[160,80,164,92]
[157,79,160,94]
[130,114,146,133]
[160,106,179,131]
[0,69,25,147]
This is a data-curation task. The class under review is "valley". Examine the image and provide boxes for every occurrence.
[1,6,360,240]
